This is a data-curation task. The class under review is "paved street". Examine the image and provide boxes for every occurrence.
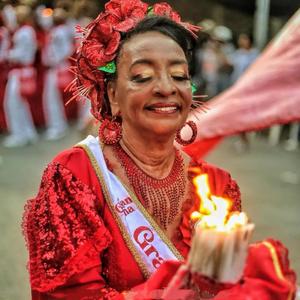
[0,128,299,300]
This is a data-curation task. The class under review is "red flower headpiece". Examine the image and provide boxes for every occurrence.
[68,0,199,121]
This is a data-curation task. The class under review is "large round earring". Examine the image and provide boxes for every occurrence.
[98,116,122,145]
[175,120,197,146]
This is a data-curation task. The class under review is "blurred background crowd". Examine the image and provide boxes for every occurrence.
[0,0,299,151]
[0,0,100,147]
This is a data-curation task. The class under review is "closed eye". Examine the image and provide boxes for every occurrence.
[131,74,152,83]
[172,75,190,81]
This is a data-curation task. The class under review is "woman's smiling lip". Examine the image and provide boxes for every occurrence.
[145,103,181,114]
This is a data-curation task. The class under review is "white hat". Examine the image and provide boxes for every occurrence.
[213,25,232,42]
[2,4,17,31]
[198,19,216,34]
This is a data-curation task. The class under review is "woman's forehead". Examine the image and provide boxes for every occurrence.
[120,31,186,63]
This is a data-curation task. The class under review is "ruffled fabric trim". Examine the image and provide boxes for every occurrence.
[223,178,241,212]
[22,162,112,292]
[101,287,124,300]
[247,238,297,286]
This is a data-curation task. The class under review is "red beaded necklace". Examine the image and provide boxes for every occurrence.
[113,143,186,229]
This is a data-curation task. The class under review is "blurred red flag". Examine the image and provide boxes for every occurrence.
[185,9,300,159]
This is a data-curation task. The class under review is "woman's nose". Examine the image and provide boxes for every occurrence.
[153,75,176,97]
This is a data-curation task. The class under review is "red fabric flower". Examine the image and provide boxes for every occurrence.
[76,57,97,83]
[80,0,147,69]
[152,2,181,23]
[105,0,148,20]
[81,33,120,68]
[105,0,148,32]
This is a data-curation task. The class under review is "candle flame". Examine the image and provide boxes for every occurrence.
[191,172,248,232]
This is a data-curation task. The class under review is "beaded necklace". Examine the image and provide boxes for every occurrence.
[113,143,186,230]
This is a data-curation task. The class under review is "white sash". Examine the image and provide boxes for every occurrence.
[78,136,183,278]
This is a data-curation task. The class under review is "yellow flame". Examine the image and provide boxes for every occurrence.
[191,173,248,231]
[190,211,202,221]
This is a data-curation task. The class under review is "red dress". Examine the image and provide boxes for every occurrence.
[23,145,296,299]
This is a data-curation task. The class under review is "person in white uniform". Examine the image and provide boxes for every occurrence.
[229,33,259,152]
[231,33,259,84]
[42,8,74,140]
[3,5,38,148]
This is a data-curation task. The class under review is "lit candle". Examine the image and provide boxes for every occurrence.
[188,219,254,283]
[187,171,255,284]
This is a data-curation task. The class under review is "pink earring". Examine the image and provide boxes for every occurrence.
[175,121,197,146]
[98,116,122,145]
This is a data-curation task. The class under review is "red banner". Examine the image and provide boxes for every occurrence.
[185,9,300,158]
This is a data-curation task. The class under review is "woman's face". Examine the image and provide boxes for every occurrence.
[108,31,192,140]
[238,34,251,49]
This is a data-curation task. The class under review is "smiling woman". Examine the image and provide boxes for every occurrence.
[22,1,296,299]
[108,30,192,146]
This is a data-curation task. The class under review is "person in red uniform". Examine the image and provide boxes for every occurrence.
[23,1,296,299]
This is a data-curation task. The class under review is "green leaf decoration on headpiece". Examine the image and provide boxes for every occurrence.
[98,61,116,74]
[147,6,154,15]
[191,82,197,94]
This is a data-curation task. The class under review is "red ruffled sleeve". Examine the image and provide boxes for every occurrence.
[23,161,124,299]
[212,239,297,300]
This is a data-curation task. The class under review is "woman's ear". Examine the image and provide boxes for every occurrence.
[107,81,120,116]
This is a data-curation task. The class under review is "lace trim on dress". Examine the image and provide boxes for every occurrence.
[22,162,112,292]
[223,178,242,212]
[100,286,124,300]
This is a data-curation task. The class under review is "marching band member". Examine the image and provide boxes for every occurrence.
[3,5,38,147]
[42,8,74,140]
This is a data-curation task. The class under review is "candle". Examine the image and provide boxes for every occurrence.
[188,221,254,283]
[188,170,255,284]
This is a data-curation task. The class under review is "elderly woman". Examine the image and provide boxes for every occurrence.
[23,1,296,299]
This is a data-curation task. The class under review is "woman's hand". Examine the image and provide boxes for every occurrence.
[123,261,199,300]
[161,264,197,299]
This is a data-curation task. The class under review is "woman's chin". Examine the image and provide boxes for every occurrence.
[144,113,185,129]
[142,123,181,140]
[126,116,187,141]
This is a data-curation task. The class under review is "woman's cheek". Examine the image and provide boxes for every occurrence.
[181,85,193,105]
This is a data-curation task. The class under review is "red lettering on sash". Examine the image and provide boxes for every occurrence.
[152,256,164,269]
[124,197,132,205]
[115,197,135,216]
[145,245,158,257]
[134,226,154,249]
[134,226,165,269]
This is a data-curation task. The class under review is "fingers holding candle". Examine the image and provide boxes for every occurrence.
[162,264,197,300]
